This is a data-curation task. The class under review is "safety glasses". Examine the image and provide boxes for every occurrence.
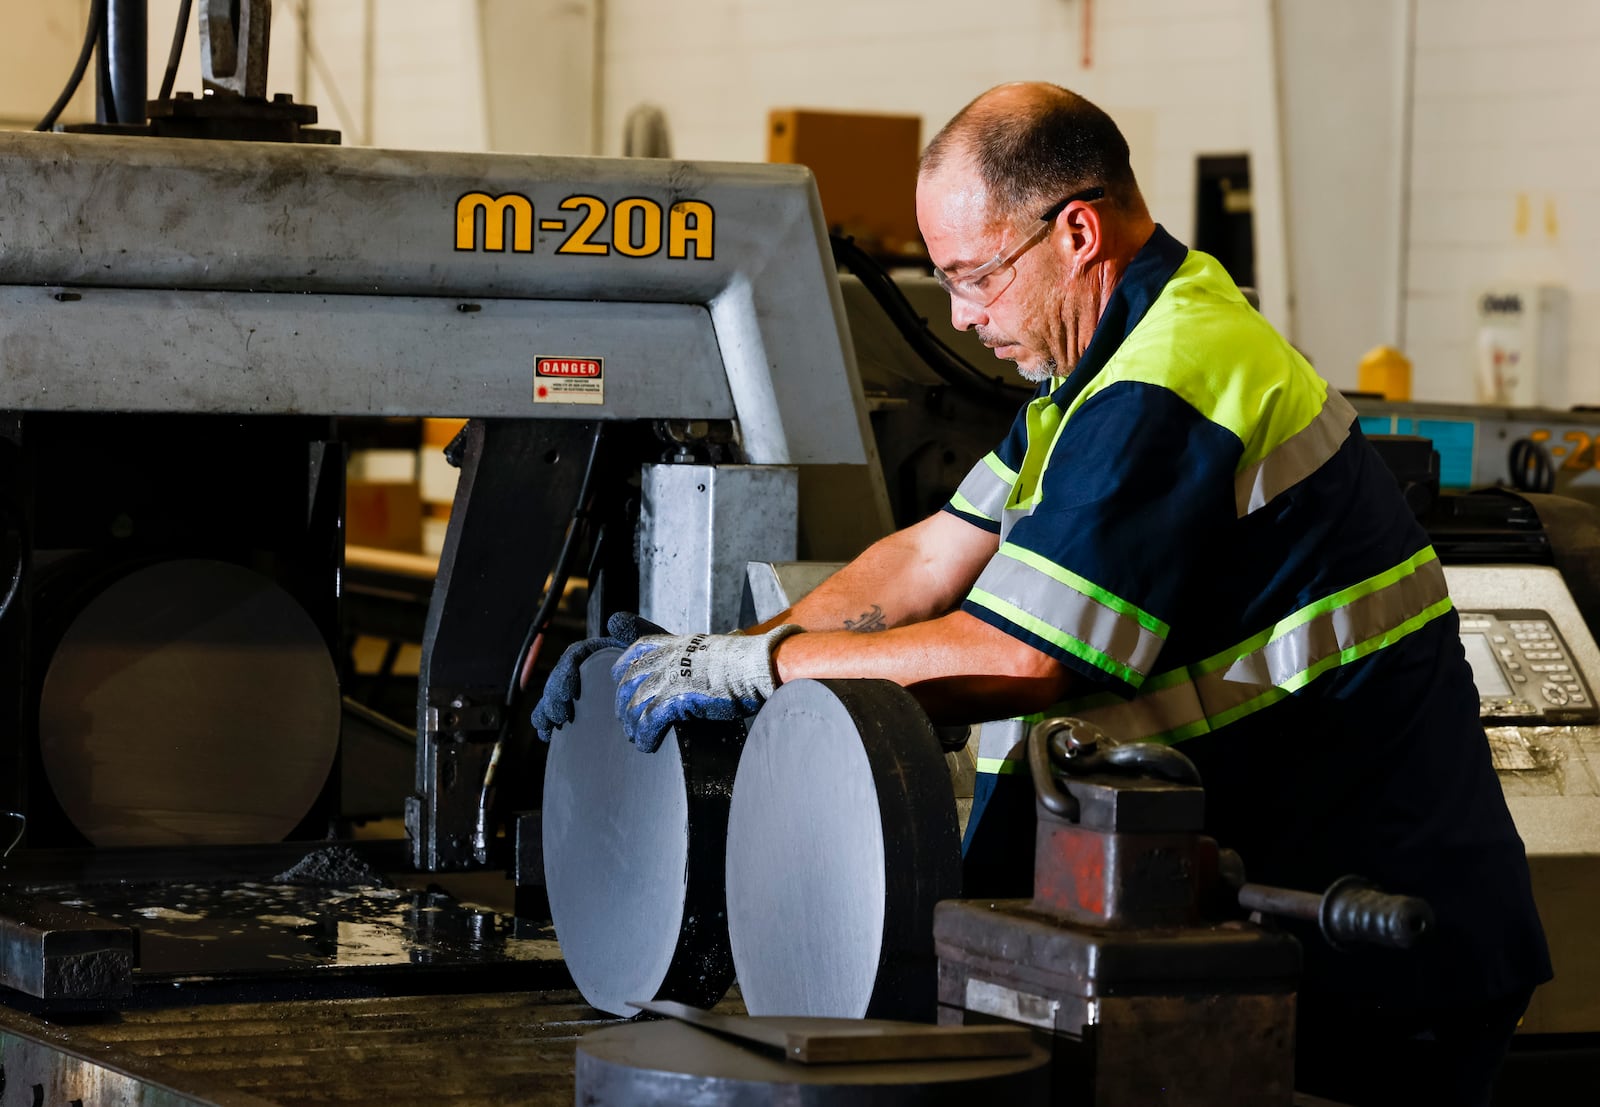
[934,186,1105,307]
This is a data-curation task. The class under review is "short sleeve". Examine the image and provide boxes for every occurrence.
[941,387,1041,532]
[961,382,1241,694]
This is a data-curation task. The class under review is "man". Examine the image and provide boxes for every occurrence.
[535,83,1550,1104]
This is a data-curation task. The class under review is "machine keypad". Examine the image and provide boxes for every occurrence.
[1462,610,1598,724]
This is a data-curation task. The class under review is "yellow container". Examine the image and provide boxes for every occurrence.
[1357,345,1412,401]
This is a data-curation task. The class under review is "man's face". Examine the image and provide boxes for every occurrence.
[916,163,1069,383]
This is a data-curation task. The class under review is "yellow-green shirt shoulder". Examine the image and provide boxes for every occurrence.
[1068,250,1330,464]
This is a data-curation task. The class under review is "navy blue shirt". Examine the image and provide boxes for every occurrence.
[949,228,1551,1007]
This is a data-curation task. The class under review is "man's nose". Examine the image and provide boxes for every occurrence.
[949,296,985,331]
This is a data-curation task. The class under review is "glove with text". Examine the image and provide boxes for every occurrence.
[612,624,804,753]
[530,611,667,743]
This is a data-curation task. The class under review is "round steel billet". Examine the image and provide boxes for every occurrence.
[726,679,962,1020]
[38,558,340,848]
[576,1019,1050,1106]
[542,648,741,1018]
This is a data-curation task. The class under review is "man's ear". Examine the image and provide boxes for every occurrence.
[1053,199,1104,271]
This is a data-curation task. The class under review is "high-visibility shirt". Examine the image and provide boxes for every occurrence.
[947,226,1549,1007]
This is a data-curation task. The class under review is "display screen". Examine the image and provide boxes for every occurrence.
[1461,632,1511,698]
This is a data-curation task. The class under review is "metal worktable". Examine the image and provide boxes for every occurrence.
[0,989,609,1106]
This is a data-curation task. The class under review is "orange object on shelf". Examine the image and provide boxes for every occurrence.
[767,108,923,261]
[1357,345,1412,401]
[346,480,423,552]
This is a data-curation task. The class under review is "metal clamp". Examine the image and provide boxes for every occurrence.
[1028,717,1204,822]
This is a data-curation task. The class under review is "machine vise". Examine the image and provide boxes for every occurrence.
[935,717,1433,1107]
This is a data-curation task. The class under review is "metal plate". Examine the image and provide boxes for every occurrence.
[542,649,741,1017]
[725,679,961,1020]
[38,558,339,847]
[575,1019,1050,1106]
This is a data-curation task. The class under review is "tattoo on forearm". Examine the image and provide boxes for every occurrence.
[844,604,887,632]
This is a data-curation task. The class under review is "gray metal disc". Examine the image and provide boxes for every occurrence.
[38,558,340,847]
[726,679,961,1020]
[542,648,741,1017]
[575,1019,1050,1106]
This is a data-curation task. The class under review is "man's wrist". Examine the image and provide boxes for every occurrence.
[770,625,807,686]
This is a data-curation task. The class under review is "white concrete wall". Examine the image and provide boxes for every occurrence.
[1274,0,1409,387]
[137,0,484,150]
[1403,0,1600,406]
[600,0,1294,328]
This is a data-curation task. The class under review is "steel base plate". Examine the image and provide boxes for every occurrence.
[574,1018,1050,1106]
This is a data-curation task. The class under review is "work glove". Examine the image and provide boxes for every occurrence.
[530,611,666,743]
[612,624,804,753]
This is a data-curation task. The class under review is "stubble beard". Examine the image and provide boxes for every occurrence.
[1016,358,1059,384]
[977,326,1062,384]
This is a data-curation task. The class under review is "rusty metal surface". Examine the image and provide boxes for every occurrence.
[1088,992,1296,1107]
[935,900,1300,1008]
[0,990,617,1105]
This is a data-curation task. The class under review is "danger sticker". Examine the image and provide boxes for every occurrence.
[534,357,604,405]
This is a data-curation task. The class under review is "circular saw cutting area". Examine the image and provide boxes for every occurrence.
[39,558,340,847]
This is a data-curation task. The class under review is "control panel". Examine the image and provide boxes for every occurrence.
[1459,609,1599,725]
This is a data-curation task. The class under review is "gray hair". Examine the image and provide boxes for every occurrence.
[921,84,1141,218]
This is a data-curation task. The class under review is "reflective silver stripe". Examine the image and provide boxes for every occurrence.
[972,545,1167,685]
[1235,389,1357,517]
[1070,552,1451,743]
[999,502,1035,543]
[974,719,1030,774]
[950,452,1015,522]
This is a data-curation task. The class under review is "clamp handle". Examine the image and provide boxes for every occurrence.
[1237,873,1434,951]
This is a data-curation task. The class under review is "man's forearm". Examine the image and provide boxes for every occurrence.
[747,512,998,635]
[771,610,1077,724]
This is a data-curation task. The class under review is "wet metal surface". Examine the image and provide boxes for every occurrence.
[0,893,135,999]
[5,876,567,1003]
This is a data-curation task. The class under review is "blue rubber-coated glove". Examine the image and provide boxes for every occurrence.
[612,624,804,753]
[531,611,666,743]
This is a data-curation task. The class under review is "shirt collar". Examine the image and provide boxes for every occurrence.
[1046,224,1189,410]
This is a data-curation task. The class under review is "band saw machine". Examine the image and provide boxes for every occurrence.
[0,21,1595,1101]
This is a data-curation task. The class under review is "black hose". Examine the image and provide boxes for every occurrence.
[829,232,1032,412]
[94,1,117,125]
[34,0,107,131]
[504,423,609,705]
[157,0,195,104]
[473,423,609,864]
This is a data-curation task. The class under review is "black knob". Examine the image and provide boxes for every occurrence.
[1318,875,1434,950]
